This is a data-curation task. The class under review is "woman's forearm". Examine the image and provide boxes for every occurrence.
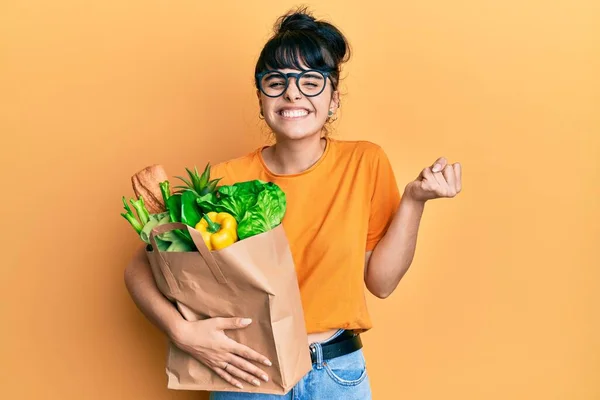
[365,192,425,298]
[366,158,462,298]
[124,245,184,340]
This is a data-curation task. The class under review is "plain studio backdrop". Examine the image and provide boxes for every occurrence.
[1,1,598,399]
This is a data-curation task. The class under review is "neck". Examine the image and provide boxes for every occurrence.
[265,134,327,175]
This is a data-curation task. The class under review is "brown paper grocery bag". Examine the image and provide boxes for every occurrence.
[146,222,312,394]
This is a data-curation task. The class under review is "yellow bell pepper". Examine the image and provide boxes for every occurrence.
[195,212,238,250]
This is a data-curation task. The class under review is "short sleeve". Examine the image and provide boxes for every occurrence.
[366,147,401,251]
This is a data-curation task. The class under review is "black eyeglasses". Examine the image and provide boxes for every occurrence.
[255,69,333,98]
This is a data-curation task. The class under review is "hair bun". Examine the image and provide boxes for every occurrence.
[256,7,351,90]
[276,10,319,34]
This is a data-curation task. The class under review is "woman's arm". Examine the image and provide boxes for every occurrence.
[124,245,185,339]
[364,194,425,298]
[124,246,272,389]
[365,157,462,298]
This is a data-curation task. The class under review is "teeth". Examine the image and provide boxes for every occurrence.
[280,110,308,118]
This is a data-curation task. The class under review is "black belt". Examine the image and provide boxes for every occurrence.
[309,330,363,363]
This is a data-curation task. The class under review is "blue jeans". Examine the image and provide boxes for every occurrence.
[210,329,372,400]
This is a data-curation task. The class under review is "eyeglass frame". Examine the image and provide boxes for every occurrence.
[255,69,335,98]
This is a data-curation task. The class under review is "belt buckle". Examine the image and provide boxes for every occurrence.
[309,343,317,363]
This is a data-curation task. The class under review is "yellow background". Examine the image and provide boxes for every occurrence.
[1,1,598,399]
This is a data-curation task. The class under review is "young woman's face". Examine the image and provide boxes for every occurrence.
[258,66,339,141]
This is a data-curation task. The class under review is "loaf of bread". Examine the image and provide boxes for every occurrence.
[131,164,169,214]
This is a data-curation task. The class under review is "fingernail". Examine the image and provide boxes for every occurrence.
[236,383,244,389]
[262,375,269,382]
[433,164,441,172]
[240,318,252,326]
[264,359,272,366]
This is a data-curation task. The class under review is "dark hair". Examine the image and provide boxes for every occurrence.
[254,7,351,92]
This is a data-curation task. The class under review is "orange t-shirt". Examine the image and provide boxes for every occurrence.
[210,137,401,333]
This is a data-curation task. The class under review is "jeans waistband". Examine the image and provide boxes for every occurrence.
[308,329,345,369]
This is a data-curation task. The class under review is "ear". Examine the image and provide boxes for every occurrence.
[256,89,262,109]
[329,90,340,112]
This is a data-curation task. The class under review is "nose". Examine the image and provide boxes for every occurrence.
[283,77,302,101]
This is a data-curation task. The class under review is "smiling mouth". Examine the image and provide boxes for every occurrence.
[278,109,310,119]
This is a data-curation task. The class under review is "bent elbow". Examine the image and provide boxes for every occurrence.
[124,260,136,292]
[371,288,392,299]
[366,282,393,299]
[124,261,133,283]
[124,245,147,290]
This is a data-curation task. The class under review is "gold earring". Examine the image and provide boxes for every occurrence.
[327,110,338,122]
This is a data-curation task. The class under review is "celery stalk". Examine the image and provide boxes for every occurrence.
[121,196,143,234]
[160,181,171,207]
[130,196,150,226]
[121,212,143,233]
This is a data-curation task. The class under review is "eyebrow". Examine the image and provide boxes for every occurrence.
[263,74,285,82]
[302,73,324,79]
[263,72,325,81]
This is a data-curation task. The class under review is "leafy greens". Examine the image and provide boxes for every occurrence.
[196,180,286,240]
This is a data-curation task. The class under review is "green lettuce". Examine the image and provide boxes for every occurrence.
[197,180,286,240]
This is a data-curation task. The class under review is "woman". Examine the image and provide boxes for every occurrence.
[124,8,462,400]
